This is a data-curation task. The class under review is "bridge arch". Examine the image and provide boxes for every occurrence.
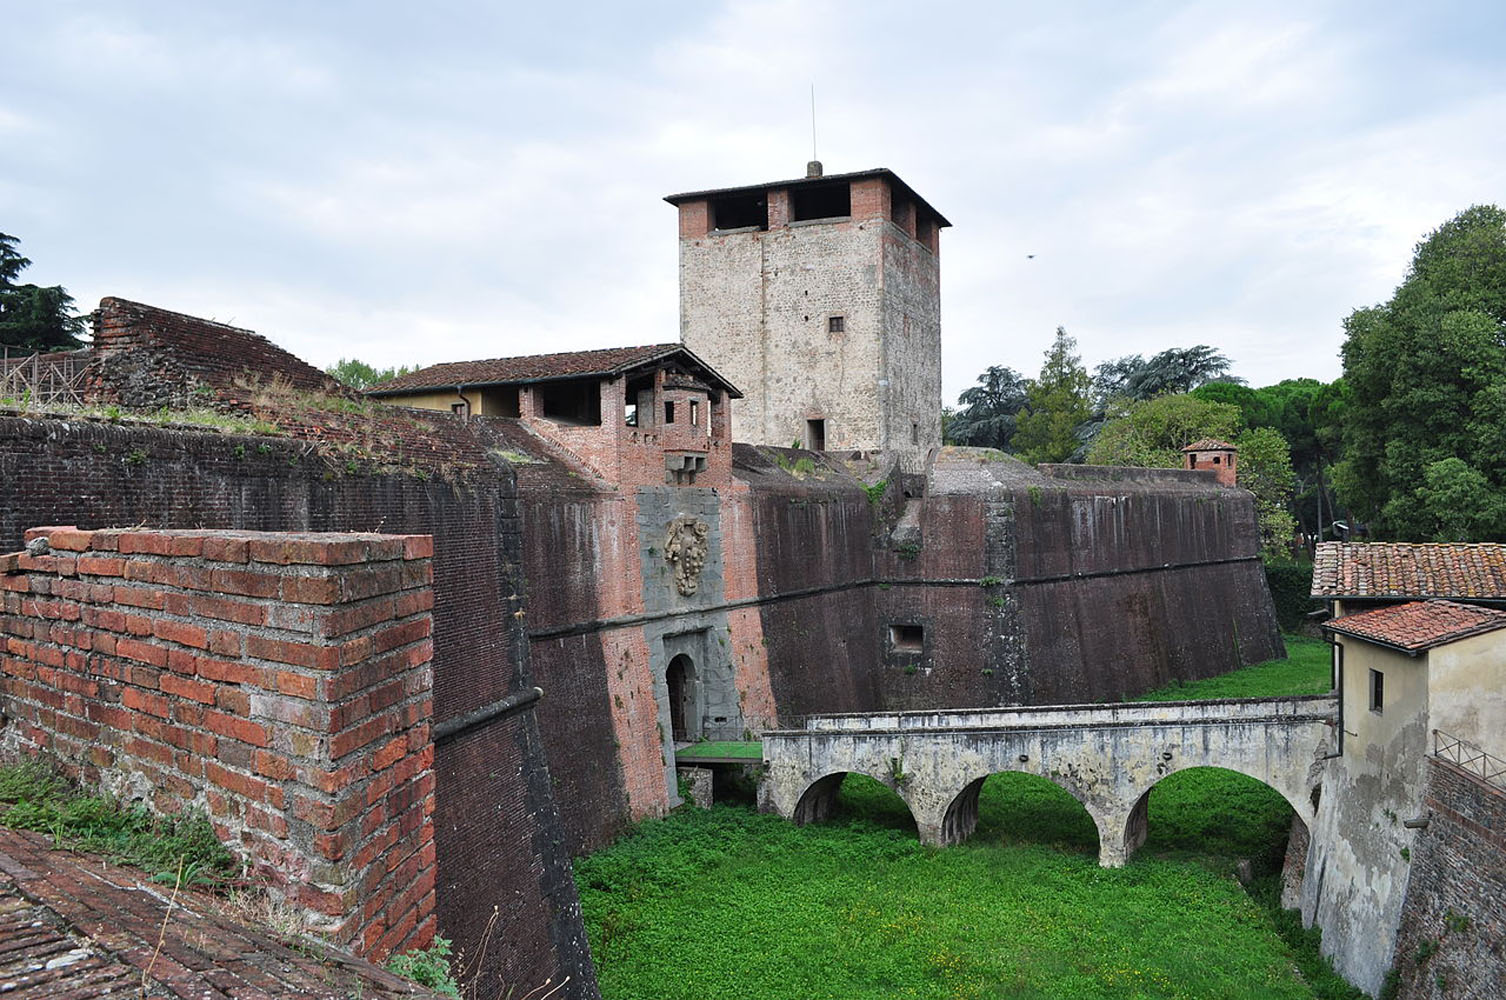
[792,771,918,831]
[1111,764,1313,867]
[940,771,1102,852]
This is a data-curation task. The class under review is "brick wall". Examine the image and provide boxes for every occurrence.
[0,526,435,959]
[1390,758,1506,1000]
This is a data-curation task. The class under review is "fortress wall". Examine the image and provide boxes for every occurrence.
[1013,560,1287,702]
[1390,759,1506,1000]
[0,414,595,1000]
[740,464,883,722]
[1012,482,1264,577]
[873,492,1025,709]
[1009,483,1284,698]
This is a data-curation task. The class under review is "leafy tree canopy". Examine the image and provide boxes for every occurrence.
[1085,393,1242,468]
[1014,327,1093,464]
[325,358,417,390]
[0,233,87,352]
[1334,204,1506,540]
[1236,426,1298,558]
[947,365,1028,451]
[1093,345,1241,406]
[1086,393,1298,557]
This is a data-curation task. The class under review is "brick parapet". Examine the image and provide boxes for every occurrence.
[1389,758,1506,999]
[0,526,436,961]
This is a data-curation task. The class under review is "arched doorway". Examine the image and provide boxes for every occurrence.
[666,654,696,742]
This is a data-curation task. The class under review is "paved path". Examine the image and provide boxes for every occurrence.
[0,828,436,999]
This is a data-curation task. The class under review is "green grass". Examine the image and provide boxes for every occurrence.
[675,742,763,761]
[0,758,239,888]
[1135,635,1332,702]
[578,636,1362,1000]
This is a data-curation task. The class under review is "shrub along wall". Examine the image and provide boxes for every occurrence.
[0,527,434,958]
[1264,560,1317,634]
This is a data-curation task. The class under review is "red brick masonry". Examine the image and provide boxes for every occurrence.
[0,527,436,960]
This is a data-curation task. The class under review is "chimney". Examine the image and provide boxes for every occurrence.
[806,160,823,178]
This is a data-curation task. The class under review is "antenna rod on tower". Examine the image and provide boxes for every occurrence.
[810,84,817,161]
[807,85,823,178]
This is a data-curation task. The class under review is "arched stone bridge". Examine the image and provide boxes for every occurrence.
[759,696,1338,866]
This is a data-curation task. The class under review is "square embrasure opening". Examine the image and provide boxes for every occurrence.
[890,623,923,652]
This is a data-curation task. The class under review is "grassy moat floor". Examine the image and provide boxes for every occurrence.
[577,635,1364,1000]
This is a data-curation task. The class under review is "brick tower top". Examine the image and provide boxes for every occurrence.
[1182,438,1238,487]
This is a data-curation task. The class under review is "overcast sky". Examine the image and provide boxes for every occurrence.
[4,1,1504,403]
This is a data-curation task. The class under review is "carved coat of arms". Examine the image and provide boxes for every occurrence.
[663,517,710,596]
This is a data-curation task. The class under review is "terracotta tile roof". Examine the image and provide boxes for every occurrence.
[1182,439,1236,451]
[367,343,740,397]
[1311,542,1506,600]
[1325,599,1506,652]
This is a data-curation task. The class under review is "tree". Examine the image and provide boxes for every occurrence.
[1094,346,1240,405]
[326,358,416,390]
[1091,354,1147,408]
[1414,457,1506,542]
[0,233,86,351]
[1014,328,1093,464]
[1086,393,1298,558]
[1334,205,1506,540]
[1236,427,1298,558]
[1085,394,1242,468]
[947,365,1028,450]
[1195,376,1350,546]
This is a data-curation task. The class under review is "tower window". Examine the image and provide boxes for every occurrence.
[664,401,676,424]
[828,315,845,334]
[806,418,826,451]
[710,192,768,231]
[690,400,700,426]
[1369,669,1384,714]
[792,182,851,222]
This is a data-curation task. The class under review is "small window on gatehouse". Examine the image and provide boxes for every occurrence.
[451,401,469,418]
[1369,669,1384,714]
[665,401,676,424]
[828,315,845,334]
[806,418,826,451]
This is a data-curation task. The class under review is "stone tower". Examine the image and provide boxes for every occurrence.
[666,165,949,463]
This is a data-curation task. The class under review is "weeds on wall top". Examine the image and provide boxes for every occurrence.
[0,758,239,888]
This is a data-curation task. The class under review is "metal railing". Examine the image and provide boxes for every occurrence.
[1433,729,1506,791]
[0,349,94,407]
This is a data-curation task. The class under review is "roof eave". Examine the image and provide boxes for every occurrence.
[367,344,742,400]
[664,167,952,229]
